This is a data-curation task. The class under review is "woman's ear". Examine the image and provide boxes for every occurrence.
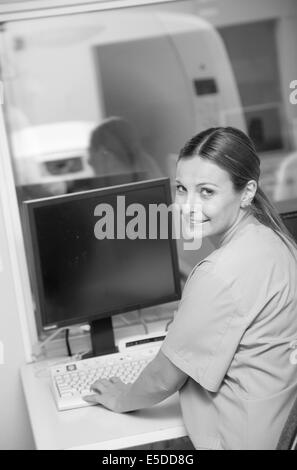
[240,180,257,208]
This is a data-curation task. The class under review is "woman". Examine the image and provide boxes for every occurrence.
[88,116,162,179]
[84,127,297,450]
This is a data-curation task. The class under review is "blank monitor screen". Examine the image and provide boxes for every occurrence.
[23,178,181,330]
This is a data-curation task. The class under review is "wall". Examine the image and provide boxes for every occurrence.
[0,204,34,449]
[0,124,34,448]
[194,0,297,149]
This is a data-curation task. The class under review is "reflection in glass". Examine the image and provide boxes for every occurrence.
[274,153,297,201]
[11,121,95,184]
[1,8,246,205]
[88,116,162,179]
[1,3,296,277]
[219,20,284,153]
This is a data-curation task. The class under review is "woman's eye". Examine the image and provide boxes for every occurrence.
[201,188,214,197]
[176,184,186,193]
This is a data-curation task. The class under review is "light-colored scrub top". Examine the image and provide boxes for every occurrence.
[161,213,297,450]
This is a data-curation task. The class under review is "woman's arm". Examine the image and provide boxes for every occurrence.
[83,350,187,413]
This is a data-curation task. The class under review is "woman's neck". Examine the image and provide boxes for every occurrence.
[208,209,255,249]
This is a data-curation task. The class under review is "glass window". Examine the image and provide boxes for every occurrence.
[0,0,296,276]
[219,20,284,153]
[0,4,250,203]
[218,19,296,202]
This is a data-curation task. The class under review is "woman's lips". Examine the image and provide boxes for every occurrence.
[189,218,209,225]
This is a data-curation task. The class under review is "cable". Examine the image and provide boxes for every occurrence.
[32,325,79,360]
[165,310,177,331]
[137,309,148,334]
[118,314,134,326]
[165,318,173,331]
[65,328,72,357]
[32,326,68,360]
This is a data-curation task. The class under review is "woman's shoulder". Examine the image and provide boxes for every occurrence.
[183,221,297,322]
[198,221,295,283]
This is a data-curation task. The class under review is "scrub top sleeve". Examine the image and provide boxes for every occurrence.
[161,263,246,392]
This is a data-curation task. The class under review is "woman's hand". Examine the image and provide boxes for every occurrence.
[83,351,187,413]
[83,377,131,412]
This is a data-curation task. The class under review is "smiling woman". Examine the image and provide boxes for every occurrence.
[84,126,297,450]
[175,156,257,244]
[175,127,294,249]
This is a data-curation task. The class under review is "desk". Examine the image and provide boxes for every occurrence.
[21,361,186,450]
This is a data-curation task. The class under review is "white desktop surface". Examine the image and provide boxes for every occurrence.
[21,361,186,450]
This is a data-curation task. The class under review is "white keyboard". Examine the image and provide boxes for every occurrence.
[50,345,160,411]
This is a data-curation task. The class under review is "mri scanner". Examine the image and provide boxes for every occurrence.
[2,10,246,184]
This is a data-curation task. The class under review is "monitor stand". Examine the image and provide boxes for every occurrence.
[84,317,117,358]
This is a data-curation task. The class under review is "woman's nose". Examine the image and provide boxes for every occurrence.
[189,191,201,204]
[182,196,202,214]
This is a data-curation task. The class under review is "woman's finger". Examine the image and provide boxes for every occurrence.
[90,378,110,393]
[83,394,101,404]
[109,376,122,384]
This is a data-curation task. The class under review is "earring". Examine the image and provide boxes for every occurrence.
[241,200,250,208]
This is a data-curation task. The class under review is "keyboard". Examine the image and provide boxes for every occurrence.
[50,344,160,411]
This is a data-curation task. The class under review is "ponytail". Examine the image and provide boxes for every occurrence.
[252,186,297,251]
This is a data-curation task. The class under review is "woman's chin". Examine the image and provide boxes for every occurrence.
[182,223,204,241]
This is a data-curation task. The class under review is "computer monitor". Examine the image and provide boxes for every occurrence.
[22,178,181,356]
[17,171,147,203]
[281,210,297,241]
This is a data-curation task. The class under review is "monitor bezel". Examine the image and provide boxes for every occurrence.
[22,177,181,332]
